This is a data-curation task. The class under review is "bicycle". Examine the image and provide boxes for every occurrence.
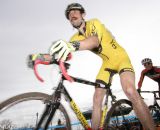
[0,56,141,130]
[140,90,160,127]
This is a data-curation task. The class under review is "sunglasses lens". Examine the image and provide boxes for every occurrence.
[144,63,151,66]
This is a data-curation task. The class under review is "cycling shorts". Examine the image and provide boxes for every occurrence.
[96,49,134,88]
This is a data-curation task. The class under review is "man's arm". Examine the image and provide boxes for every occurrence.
[138,71,145,89]
[70,19,103,51]
[49,35,100,61]
[78,19,104,51]
[78,35,99,50]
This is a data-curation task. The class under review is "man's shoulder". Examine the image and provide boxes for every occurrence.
[87,18,101,24]
[141,69,148,74]
[154,66,160,68]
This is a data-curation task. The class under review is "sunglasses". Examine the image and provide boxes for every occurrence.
[144,63,151,67]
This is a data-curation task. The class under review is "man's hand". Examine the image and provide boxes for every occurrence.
[27,54,44,69]
[137,88,141,94]
[49,40,79,61]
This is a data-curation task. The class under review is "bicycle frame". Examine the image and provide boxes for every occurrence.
[34,60,116,130]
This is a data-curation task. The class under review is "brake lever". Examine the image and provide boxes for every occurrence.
[59,60,74,82]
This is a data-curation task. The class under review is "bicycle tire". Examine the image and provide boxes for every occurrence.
[104,99,142,130]
[0,92,71,130]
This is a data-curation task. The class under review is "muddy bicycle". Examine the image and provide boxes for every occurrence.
[0,56,141,130]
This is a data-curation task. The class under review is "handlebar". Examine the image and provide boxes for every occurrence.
[34,60,50,82]
[140,91,160,100]
[140,91,159,93]
[59,60,74,82]
[33,59,74,83]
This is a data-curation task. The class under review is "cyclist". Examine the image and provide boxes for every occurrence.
[138,58,160,97]
[31,3,155,130]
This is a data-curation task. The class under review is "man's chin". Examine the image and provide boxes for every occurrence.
[72,23,80,28]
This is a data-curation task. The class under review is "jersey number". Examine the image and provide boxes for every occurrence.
[110,40,117,49]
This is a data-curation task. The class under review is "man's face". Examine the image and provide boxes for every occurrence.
[143,63,153,70]
[68,10,84,28]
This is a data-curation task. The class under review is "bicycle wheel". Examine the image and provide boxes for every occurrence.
[104,99,142,130]
[0,92,71,130]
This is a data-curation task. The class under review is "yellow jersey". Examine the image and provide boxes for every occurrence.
[69,18,134,86]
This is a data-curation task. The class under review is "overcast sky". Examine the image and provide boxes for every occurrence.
[0,0,160,109]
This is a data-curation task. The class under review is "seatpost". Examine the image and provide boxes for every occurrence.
[108,88,116,103]
[104,88,110,104]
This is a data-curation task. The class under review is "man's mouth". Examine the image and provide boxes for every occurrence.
[71,17,77,21]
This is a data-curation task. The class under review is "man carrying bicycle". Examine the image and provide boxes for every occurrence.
[31,3,155,130]
[138,58,160,97]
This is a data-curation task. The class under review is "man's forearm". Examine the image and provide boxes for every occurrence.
[79,36,99,50]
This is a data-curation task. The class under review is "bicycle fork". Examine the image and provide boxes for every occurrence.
[35,102,60,130]
[35,85,62,130]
